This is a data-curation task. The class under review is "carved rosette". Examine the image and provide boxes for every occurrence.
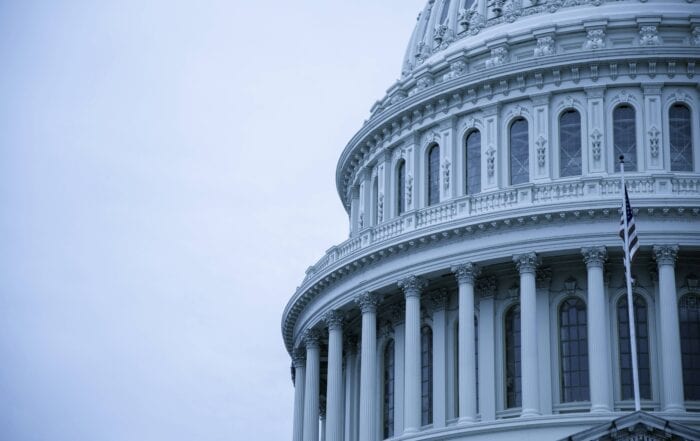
[355,291,381,314]
[302,329,322,349]
[582,246,607,268]
[476,275,497,299]
[323,310,344,331]
[653,245,679,266]
[514,252,539,274]
[398,275,427,298]
[452,262,481,285]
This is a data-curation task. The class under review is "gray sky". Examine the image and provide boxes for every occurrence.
[0,1,425,440]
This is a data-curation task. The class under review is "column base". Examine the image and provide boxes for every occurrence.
[590,404,611,413]
[520,409,541,418]
[663,404,686,413]
[458,416,478,424]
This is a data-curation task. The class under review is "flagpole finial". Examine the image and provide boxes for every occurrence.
[619,155,625,164]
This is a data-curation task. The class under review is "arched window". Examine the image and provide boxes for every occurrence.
[669,103,693,172]
[383,339,395,439]
[613,105,637,171]
[421,325,433,425]
[372,177,379,225]
[617,295,651,400]
[509,118,529,185]
[679,293,700,400]
[466,130,481,194]
[505,304,522,408]
[559,110,582,177]
[397,160,406,215]
[559,298,589,403]
[428,144,440,206]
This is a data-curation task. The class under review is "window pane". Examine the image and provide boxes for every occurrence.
[421,326,433,425]
[559,298,589,403]
[670,104,693,172]
[466,130,481,194]
[429,145,440,205]
[505,304,522,408]
[384,340,395,439]
[617,295,651,400]
[613,105,637,171]
[510,118,529,185]
[680,294,700,400]
[559,110,582,177]
[397,160,406,215]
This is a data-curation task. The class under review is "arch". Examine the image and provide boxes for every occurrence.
[396,159,407,215]
[465,129,482,195]
[421,325,434,425]
[504,303,522,408]
[559,109,583,177]
[679,292,700,400]
[613,104,638,172]
[428,144,441,206]
[509,118,529,185]
[558,297,589,403]
[616,294,651,400]
[669,103,694,172]
[383,338,396,439]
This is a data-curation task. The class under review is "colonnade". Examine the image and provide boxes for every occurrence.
[290,245,685,441]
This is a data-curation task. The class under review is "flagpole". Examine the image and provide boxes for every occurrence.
[620,155,641,412]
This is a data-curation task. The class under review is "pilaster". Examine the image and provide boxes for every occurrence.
[643,84,664,171]
[585,87,606,174]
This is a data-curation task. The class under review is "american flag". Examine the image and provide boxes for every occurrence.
[619,186,639,263]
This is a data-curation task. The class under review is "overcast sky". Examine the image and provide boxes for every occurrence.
[0,1,425,440]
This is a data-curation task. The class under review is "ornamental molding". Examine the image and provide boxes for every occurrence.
[462,115,483,132]
[582,246,607,268]
[398,275,428,297]
[452,262,481,284]
[590,129,603,162]
[639,25,662,47]
[653,244,679,265]
[476,274,497,299]
[442,158,451,190]
[486,146,497,177]
[534,36,555,57]
[444,60,468,81]
[537,267,553,290]
[505,104,531,121]
[430,288,450,310]
[536,136,547,168]
[693,26,700,46]
[485,46,509,68]
[648,126,660,159]
[612,89,637,106]
[355,291,381,314]
[560,276,581,296]
[424,130,441,146]
[667,89,692,105]
[583,29,606,50]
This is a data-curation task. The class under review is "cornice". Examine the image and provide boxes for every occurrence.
[282,197,700,354]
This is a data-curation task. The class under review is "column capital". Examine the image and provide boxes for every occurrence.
[323,310,344,331]
[430,288,450,311]
[514,252,539,274]
[302,329,322,349]
[476,274,497,299]
[355,291,381,314]
[653,244,679,266]
[293,348,306,368]
[452,262,481,284]
[582,246,607,268]
[398,275,428,298]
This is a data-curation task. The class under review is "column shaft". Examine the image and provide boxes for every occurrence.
[357,293,379,441]
[431,293,448,428]
[293,359,306,441]
[453,263,479,423]
[325,312,344,441]
[582,247,611,412]
[478,289,496,421]
[303,334,321,441]
[655,245,685,412]
[399,276,426,433]
[515,253,540,417]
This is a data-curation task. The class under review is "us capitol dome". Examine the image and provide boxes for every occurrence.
[282,1,700,440]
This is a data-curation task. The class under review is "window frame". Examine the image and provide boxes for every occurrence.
[508,117,530,186]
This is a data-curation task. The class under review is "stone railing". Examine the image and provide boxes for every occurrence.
[303,174,700,282]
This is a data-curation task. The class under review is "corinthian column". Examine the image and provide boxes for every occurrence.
[323,310,344,441]
[292,349,306,441]
[398,275,427,433]
[452,262,480,423]
[303,330,322,441]
[581,246,612,412]
[653,245,685,412]
[356,292,381,441]
[514,253,540,417]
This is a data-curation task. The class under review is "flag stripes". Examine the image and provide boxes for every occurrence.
[619,186,639,263]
